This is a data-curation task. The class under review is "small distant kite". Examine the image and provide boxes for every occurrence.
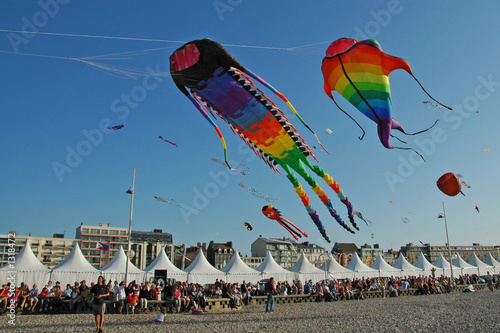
[154,196,187,210]
[108,125,124,130]
[456,174,471,188]
[262,205,310,241]
[484,148,490,152]
[354,211,372,226]
[388,201,417,215]
[437,213,445,219]
[436,172,463,196]
[325,128,333,134]
[159,136,178,147]
[423,101,448,109]
[243,222,253,231]
[475,205,480,213]
[371,233,374,239]
[212,158,250,175]
[402,217,410,224]
[238,183,277,202]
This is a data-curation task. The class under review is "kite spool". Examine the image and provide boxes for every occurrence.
[436,172,462,196]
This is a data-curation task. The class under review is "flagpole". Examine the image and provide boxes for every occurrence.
[125,168,135,285]
[442,201,454,281]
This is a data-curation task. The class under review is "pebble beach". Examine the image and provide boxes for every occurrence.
[2,290,499,333]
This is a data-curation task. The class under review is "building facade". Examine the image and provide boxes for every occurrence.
[0,232,77,269]
[206,241,233,269]
[400,242,500,264]
[251,236,326,269]
[129,229,173,270]
[76,223,129,269]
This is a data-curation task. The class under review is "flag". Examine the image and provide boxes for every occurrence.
[437,213,445,219]
[96,241,109,251]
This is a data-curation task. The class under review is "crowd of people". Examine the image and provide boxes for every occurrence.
[0,272,498,317]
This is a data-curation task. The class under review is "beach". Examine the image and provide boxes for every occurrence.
[2,290,499,332]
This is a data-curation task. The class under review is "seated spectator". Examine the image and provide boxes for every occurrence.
[148,284,158,301]
[18,283,30,311]
[28,284,40,313]
[62,284,72,300]
[0,284,9,314]
[214,286,222,298]
[172,285,182,313]
[7,286,20,314]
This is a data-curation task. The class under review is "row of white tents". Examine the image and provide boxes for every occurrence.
[2,242,500,288]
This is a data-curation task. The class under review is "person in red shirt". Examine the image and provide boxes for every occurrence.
[264,277,277,312]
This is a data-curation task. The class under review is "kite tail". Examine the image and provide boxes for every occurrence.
[331,96,366,140]
[275,218,301,241]
[409,73,452,110]
[310,165,359,231]
[402,119,440,136]
[312,184,355,234]
[287,174,331,243]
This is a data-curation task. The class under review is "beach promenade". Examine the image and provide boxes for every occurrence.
[1,289,499,332]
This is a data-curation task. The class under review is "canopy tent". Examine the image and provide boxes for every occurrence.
[288,253,326,283]
[413,252,440,276]
[484,253,500,273]
[255,251,295,283]
[144,245,188,282]
[100,246,147,283]
[0,241,50,288]
[467,253,494,276]
[220,250,260,284]
[319,254,354,280]
[433,254,461,277]
[345,253,378,278]
[183,249,225,285]
[391,253,419,276]
[51,243,99,287]
[370,253,401,277]
[452,256,477,276]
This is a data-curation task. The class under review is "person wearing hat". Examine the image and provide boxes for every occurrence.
[264,277,277,312]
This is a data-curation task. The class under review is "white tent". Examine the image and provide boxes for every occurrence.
[220,250,260,284]
[0,241,50,288]
[413,252,440,276]
[144,246,187,282]
[391,253,419,276]
[452,256,477,276]
[484,253,500,273]
[100,246,147,283]
[433,254,460,277]
[288,253,326,283]
[467,253,493,276]
[51,243,99,286]
[255,251,295,282]
[345,253,378,278]
[370,253,401,277]
[183,249,225,285]
[319,254,354,280]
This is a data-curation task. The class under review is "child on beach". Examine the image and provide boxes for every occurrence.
[152,307,167,323]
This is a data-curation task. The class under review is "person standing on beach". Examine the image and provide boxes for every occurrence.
[486,272,494,292]
[91,276,110,333]
[265,277,277,312]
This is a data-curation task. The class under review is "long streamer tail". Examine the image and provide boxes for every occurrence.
[287,174,331,243]
[410,73,452,110]
[275,219,301,241]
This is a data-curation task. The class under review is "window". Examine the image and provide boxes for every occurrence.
[119,231,127,236]
[90,229,100,234]
[109,230,119,235]
[82,228,89,234]
[101,229,108,235]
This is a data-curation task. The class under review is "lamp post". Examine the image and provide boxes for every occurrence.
[125,168,135,285]
[439,201,454,281]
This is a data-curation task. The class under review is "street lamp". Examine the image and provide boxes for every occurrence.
[125,168,135,285]
[438,201,454,281]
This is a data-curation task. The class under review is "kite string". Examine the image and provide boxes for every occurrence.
[0,28,331,52]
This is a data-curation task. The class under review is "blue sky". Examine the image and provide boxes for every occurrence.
[1,1,499,257]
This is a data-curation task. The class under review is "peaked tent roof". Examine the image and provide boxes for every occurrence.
[220,250,260,283]
[1,241,49,271]
[319,254,354,279]
[51,243,99,286]
[220,250,260,274]
[288,253,325,274]
[413,252,439,270]
[392,253,418,272]
[183,249,225,284]
[255,251,295,281]
[144,245,187,279]
[183,249,224,275]
[0,241,50,287]
[467,253,493,268]
[100,246,143,273]
[370,253,401,276]
[484,253,500,267]
[345,253,377,277]
[52,243,98,272]
[452,256,475,268]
